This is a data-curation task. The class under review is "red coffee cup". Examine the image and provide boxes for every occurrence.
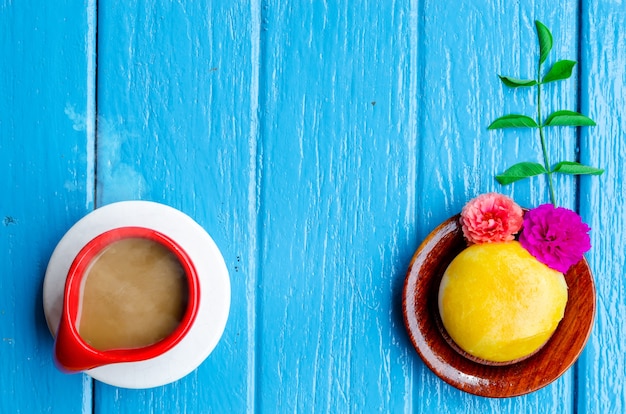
[54,226,200,372]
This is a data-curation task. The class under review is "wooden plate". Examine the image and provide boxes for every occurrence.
[402,215,596,398]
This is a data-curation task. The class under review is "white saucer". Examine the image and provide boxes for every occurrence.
[43,201,231,389]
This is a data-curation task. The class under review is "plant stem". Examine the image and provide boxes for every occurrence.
[537,66,557,206]
[538,125,557,206]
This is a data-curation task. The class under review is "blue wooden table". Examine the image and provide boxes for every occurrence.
[2,1,625,412]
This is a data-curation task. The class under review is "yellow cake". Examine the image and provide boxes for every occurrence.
[438,241,568,363]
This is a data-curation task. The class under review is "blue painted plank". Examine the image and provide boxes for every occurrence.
[93,1,258,412]
[257,1,419,411]
[578,1,626,412]
[3,0,617,412]
[413,1,580,412]
[0,0,96,413]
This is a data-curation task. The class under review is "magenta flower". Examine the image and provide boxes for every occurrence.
[519,204,591,273]
[460,193,524,244]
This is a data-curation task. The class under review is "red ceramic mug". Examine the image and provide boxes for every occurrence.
[54,226,200,372]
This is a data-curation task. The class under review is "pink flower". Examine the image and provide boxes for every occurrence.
[519,204,591,273]
[460,193,524,244]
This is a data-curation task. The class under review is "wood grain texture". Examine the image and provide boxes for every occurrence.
[257,1,418,412]
[94,0,258,412]
[1,0,624,412]
[579,1,626,412]
[413,1,580,412]
[0,0,96,413]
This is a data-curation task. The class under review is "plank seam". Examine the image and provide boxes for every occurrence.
[409,0,423,410]
[251,1,265,413]
[86,0,99,212]
[92,0,100,210]
[89,0,98,411]
[573,1,585,412]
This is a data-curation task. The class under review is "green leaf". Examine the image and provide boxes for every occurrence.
[544,110,596,127]
[542,60,577,83]
[535,20,553,65]
[496,162,548,185]
[498,75,538,88]
[553,161,604,176]
[488,114,539,130]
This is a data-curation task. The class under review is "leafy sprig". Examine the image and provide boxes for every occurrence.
[488,20,604,206]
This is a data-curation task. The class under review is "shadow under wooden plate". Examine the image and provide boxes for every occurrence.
[402,215,596,398]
